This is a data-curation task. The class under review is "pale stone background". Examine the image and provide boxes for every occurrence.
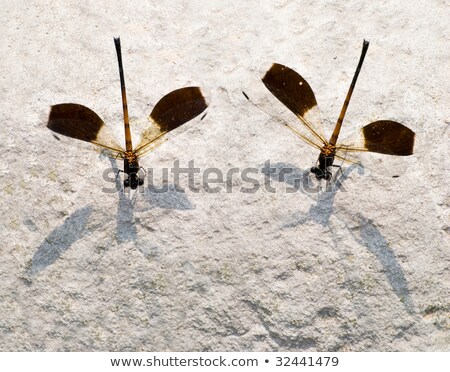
[1,0,448,351]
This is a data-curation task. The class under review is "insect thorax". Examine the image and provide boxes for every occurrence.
[124,151,139,166]
[320,144,336,157]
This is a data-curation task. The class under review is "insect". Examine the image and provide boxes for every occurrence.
[47,37,208,189]
[243,40,415,180]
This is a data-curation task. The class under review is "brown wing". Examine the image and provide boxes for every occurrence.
[47,103,124,156]
[336,120,415,156]
[134,87,207,156]
[362,120,415,155]
[262,63,326,144]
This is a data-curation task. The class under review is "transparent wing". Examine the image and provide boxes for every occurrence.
[134,87,207,157]
[334,149,362,165]
[47,103,125,158]
[133,133,168,158]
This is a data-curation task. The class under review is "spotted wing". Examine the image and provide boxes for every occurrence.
[47,103,125,158]
[262,63,327,145]
[133,87,208,157]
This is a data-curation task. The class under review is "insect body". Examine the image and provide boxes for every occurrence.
[248,40,415,181]
[47,37,208,189]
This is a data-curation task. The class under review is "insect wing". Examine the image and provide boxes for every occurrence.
[47,103,124,157]
[337,120,415,156]
[362,120,415,155]
[262,63,327,145]
[134,87,207,156]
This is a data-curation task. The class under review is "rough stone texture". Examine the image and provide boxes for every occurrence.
[1,0,448,351]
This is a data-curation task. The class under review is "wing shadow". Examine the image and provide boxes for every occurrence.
[348,215,415,314]
[266,162,414,314]
[261,162,361,228]
[108,158,193,243]
[27,205,92,276]
[144,184,194,210]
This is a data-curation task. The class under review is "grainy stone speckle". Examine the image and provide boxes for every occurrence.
[0,0,448,351]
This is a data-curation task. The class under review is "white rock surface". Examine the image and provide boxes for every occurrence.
[1,0,448,351]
